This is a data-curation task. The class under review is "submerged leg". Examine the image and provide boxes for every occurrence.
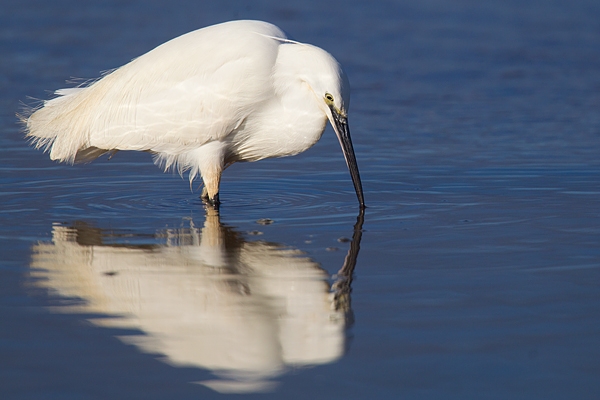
[200,169,222,208]
[201,187,220,208]
[194,141,227,208]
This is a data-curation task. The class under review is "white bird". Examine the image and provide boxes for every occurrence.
[24,20,365,208]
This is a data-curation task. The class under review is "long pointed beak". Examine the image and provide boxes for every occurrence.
[329,108,365,208]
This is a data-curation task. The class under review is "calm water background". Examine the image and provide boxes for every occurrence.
[2,0,600,399]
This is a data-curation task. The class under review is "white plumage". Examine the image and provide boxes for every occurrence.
[24,20,364,207]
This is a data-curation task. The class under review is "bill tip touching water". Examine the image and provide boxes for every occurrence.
[21,20,365,209]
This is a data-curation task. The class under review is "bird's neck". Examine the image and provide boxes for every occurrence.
[229,97,327,162]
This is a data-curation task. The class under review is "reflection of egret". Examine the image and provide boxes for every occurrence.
[30,209,364,393]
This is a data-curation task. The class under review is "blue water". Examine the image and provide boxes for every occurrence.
[2,1,600,399]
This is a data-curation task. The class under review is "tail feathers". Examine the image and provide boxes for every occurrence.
[24,88,91,163]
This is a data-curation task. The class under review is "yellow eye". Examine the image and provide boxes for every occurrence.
[325,93,334,102]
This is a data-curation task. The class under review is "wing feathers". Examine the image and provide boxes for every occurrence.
[24,21,285,168]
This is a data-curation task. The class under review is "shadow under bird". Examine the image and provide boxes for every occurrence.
[23,20,365,208]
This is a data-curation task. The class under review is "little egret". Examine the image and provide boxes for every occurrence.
[23,20,365,208]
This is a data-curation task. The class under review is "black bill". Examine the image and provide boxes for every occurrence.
[330,108,365,208]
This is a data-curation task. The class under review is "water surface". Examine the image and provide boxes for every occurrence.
[1,1,600,399]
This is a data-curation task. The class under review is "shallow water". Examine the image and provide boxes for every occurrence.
[2,0,600,399]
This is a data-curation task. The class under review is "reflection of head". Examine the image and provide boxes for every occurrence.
[30,211,356,393]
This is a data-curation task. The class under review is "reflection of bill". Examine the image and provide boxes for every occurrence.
[30,209,364,393]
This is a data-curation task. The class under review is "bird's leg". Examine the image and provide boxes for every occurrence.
[196,142,226,208]
[201,191,220,208]
[200,186,210,201]
[200,171,221,208]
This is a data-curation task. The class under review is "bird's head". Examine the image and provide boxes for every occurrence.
[273,41,364,208]
[298,45,364,208]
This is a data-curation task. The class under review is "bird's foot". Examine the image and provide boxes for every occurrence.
[201,191,220,209]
